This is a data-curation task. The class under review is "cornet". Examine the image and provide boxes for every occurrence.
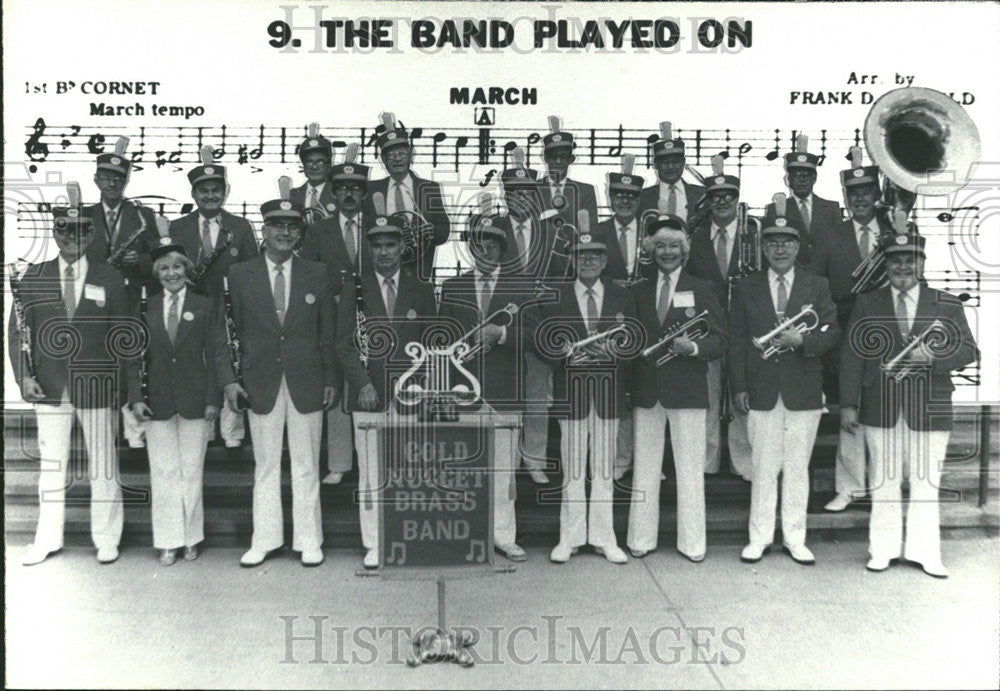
[642,309,710,367]
[566,324,629,365]
[752,304,820,359]
[452,303,519,362]
[881,319,946,381]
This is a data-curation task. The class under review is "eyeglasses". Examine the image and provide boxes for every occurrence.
[336,184,365,194]
[265,221,303,233]
[54,224,93,237]
[302,159,330,169]
[95,175,125,185]
[576,253,605,263]
[710,192,737,204]
[611,192,639,201]
[764,239,798,250]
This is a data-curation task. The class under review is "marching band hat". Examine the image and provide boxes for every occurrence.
[96,137,131,176]
[608,172,644,195]
[260,198,305,223]
[376,112,409,153]
[882,231,926,257]
[653,139,686,158]
[646,214,688,236]
[761,193,799,239]
[330,162,370,187]
[187,164,226,187]
[705,174,740,194]
[366,215,403,238]
[841,165,880,187]
[572,230,607,253]
[785,152,819,170]
[299,123,333,160]
[52,205,95,231]
[468,216,509,251]
[543,130,574,152]
[501,166,539,190]
[150,237,188,263]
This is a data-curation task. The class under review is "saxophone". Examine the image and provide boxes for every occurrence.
[107,203,149,269]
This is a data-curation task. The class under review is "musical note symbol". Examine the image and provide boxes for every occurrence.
[132,126,146,162]
[464,539,486,563]
[60,125,82,150]
[736,142,752,175]
[607,124,624,157]
[644,133,658,168]
[525,132,542,166]
[387,542,406,565]
[214,125,226,160]
[251,125,265,160]
[431,132,447,168]
[454,135,469,172]
[764,128,781,161]
[502,140,517,169]
[25,118,49,162]
[937,206,979,223]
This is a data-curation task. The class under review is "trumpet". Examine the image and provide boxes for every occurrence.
[453,302,519,363]
[642,309,710,366]
[566,324,628,365]
[752,304,820,359]
[881,319,946,381]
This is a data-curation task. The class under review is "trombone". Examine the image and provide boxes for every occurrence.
[452,302,519,362]
[881,319,946,381]
[566,324,629,365]
[752,304,820,359]
[642,309,710,366]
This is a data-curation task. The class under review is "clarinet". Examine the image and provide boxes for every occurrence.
[8,263,37,381]
[222,277,250,409]
[354,271,370,371]
[139,286,150,404]
[189,229,233,285]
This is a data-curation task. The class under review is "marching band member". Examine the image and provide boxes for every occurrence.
[218,183,340,568]
[598,157,647,480]
[628,215,726,562]
[86,137,159,298]
[729,197,840,564]
[169,148,258,450]
[10,186,138,565]
[686,158,754,479]
[811,150,894,512]
[840,231,977,577]
[129,240,225,565]
[538,115,599,230]
[290,123,337,222]
[334,207,437,570]
[300,145,372,484]
[369,112,451,281]
[762,134,842,266]
[529,230,638,565]
[639,122,706,224]
[438,205,526,562]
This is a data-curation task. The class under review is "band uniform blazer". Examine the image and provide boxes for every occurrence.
[638,180,706,225]
[8,259,137,409]
[169,210,258,298]
[538,177,599,233]
[526,281,638,420]
[369,174,451,280]
[839,285,978,431]
[335,267,438,412]
[598,217,657,284]
[85,200,159,297]
[215,255,340,415]
[299,213,374,297]
[630,270,726,410]
[490,213,573,285]
[290,181,337,220]
[128,290,225,420]
[728,269,840,411]
[686,219,762,311]
[762,194,841,268]
[437,272,532,411]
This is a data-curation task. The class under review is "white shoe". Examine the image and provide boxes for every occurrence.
[240,548,270,568]
[782,543,816,565]
[528,470,549,485]
[866,556,892,572]
[97,546,119,564]
[549,543,578,563]
[918,560,949,579]
[740,543,769,563]
[594,544,628,564]
[322,472,344,485]
[301,548,324,567]
[495,543,527,562]
[824,493,854,512]
[22,545,58,566]
[363,548,379,570]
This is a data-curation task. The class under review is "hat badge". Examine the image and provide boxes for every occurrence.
[343,165,354,174]
[309,139,318,147]
[664,141,674,149]
[853,169,864,178]
[796,154,806,162]
[552,134,562,143]
[205,166,214,175]
[776,218,787,227]
[515,169,525,178]
[715,176,725,185]
[280,201,291,210]
[326,203,336,211]
[386,132,396,140]
[895,235,908,245]
[376,217,388,226]
[622,175,632,184]
[580,233,592,243]
[110,156,121,165]
[67,208,79,218]
[159,237,172,246]
[481,217,493,227]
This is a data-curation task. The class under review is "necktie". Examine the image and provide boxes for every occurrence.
[516,224,527,270]
[619,225,630,269]
[776,275,788,317]
[63,265,76,318]
[715,228,729,277]
[480,276,493,319]
[393,183,406,215]
[667,185,678,216]
[859,225,871,259]
[107,207,119,244]
[799,198,811,230]
[344,218,357,266]
[384,277,396,316]
[308,186,319,209]
[896,291,910,337]
[273,263,286,325]
[586,288,598,333]
[201,218,213,260]
[167,293,179,344]
[657,275,671,325]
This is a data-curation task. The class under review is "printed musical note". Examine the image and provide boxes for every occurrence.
[25,118,49,161]
[736,142,752,175]
[60,125,81,150]
[765,129,781,161]
[387,541,406,565]
[501,140,517,170]
[937,206,978,223]
[607,124,624,157]
[464,539,486,563]
[237,126,265,165]
[431,131,447,168]
[214,125,227,160]
[132,126,146,164]
[454,135,469,172]
[525,132,542,166]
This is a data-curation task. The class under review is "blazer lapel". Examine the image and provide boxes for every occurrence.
[171,293,199,349]
[750,274,778,323]
[785,272,808,315]
[282,258,307,329]
[838,223,862,265]
[365,271,389,318]
[147,297,171,351]
[252,257,282,331]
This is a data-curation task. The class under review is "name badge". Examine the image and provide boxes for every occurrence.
[673,291,695,308]
[84,284,106,305]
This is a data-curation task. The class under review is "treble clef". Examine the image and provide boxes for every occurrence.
[25,118,49,162]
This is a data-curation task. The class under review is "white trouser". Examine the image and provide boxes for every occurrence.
[519,351,551,472]
[353,414,380,550]
[615,410,634,477]
[246,377,323,552]
[557,409,619,549]
[834,425,868,497]
[121,404,146,448]
[865,415,949,565]
[747,395,822,548]
[493,414,520,547]
[326,396,354,474]
[145,415,210,549]
[32,402,123,551]
[628,405,707,557]
[705,360,752,477]
[220,402,245,447]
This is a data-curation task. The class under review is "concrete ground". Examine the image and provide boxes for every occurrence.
[5,530,998,689]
